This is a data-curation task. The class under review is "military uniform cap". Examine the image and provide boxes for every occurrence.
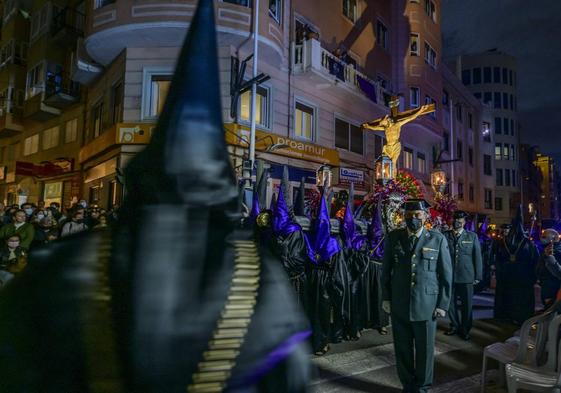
[403,199,431,211]
[453,210,468,219]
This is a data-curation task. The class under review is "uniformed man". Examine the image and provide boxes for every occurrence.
[382,199,453,393]
[443,211,483,340]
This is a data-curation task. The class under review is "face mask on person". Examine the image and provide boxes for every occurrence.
[405,217,423,232]
[453,220,463,230]
[80,202,87,208]
[24,208,33,216]
[8,241,19,248]
[37,213,45,220]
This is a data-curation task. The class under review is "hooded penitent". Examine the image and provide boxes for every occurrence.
[368,201,385,260]
[340,198,364,251]
[307,189,341,264]
[273,186,302,238]
[249,169,268,226]
[294,177,306,217]
[505,204,526,249]
[0,1,311,392]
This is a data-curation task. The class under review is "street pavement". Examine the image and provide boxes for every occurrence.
[310,290,529,393]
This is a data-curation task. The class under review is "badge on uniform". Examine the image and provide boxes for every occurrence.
[461,241,473,244]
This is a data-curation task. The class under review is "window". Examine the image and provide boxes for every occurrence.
[424,0,436,22]
[410,87,420,108]
[495,197,503,211]
[425,95,436,118]
[505,169,511,186]
[502,144,509,160]
[483,92,492,104]
[504,117,509,135]
[111,82,123,125]
[240,85,271,128]
[503,93,508,109]
[269,0,282,23]
[343,0,357,22]
[502,68,508,84]
[424,42,437,68]
[26,62,45,99]
[403,148,413,170]
[512,169,517,187]
[510,94,514,111]
[474,92,482,100]
[482,122,491,142]
[417,152,426,174]
[142,68,173,120]
[457,140,463,160]
[30,4,49,41]
[484,155,492,175]
[0,40,28,67]
[510,144,515,161]
[494,92,501,109]
[496,169,503,186]
[23,134,39,156]
[509,70,513,86]
[495,143,502,160]
[442,89,449,107]
[65,118,78,143]
[43,126,60,150]
[443,131,450,151]
[462,69,471,85]
[485,189,493,209]
[374,134,384,158]
[376,21,389,50]
[91,101,104,138]
[94,0,116,9]
[410,34,420,56]
[468,147,473,166]
[494,117,502,134]
[493,67,501,83]
[469,184,474,202]
[295,101,315,140]
[456,104,462,122]
[335,118,363,155]
[473,68,481,84]
[483,67,492,83]
[511,119,515,136]
[468,112,473,129]
[458,181,464,200]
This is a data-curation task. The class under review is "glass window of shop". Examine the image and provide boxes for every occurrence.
[43,182,63,206]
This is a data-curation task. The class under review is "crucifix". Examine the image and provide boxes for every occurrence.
[362,96,435,177]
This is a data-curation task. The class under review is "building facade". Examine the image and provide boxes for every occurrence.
[535,153,560,223]
[519,144,543,227]
[451,50,519,224]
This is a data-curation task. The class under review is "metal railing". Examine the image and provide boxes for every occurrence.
[292,38,391,107]
[45,72,80,99]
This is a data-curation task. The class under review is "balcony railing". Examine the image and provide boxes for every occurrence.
[52,7,85,37]
[43,72,81,109]
[292,38,391,107]
[94,0,115,10]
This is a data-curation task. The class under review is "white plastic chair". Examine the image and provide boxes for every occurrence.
[481,308,558,392]
[505,313,561,393]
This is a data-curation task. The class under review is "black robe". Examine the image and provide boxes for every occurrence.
[363,257,390,330]
[0,226,311,392]
[342,246,369,339]
[493,237,539,323]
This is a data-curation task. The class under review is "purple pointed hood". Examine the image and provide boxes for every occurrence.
[368,201,385,259]
[273,186,302,237]
[306,189,341,264]
[248,188,260,225]
[340,201,364,250]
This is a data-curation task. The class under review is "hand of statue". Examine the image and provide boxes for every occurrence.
[545,243,554,257]
[433,308,446,318]
[382,300,391,314]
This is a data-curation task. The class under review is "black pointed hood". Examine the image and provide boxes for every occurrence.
[294,177,306,216]
[506,204,526,248]
[124,0,236,207]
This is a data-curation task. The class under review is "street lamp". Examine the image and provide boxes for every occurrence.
[316,165,332,187]
[431,166,447,194]
[375,154,393,185]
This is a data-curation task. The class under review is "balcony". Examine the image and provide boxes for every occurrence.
[23,90,60,121]
[85,0,284,66]
[70,38,103,85]
[0,105,24,137]
[44,72,81,109]
[51,7,85,46]
[292,39,391,108]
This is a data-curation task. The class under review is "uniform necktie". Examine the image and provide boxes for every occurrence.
[409,235,417,252]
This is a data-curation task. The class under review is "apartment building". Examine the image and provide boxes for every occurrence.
[452,50,519,224]
[535,153,560,222]
[0,0,85,207]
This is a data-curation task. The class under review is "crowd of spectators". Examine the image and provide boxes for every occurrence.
[0,200,119,286]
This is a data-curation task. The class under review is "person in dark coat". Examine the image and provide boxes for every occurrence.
[444,211,483,340]
[539,230,561,309]
[0,2,311,391]
[32,217,59,247]
[0,234,26,287]
[493,205,539,324]
[382,199,453,393]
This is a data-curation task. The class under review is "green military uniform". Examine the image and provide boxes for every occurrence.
[444,229,482,336]
[0,223,35,250]
[382,227,452,393]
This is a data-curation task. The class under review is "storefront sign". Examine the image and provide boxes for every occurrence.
[269,164,317,184]
[224,123,340,166]
[15,160,74,178]
[338,167,366,188]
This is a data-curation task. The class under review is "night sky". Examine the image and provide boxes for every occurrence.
[441,0,561,163]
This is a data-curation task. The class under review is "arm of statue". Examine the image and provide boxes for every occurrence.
[396,104,435,126]
[362,115,389,131]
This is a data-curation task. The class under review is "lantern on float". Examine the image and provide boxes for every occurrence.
[375,154,393,185]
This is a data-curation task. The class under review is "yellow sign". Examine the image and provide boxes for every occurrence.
[79,122,156,163]
[224,123,339,166]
